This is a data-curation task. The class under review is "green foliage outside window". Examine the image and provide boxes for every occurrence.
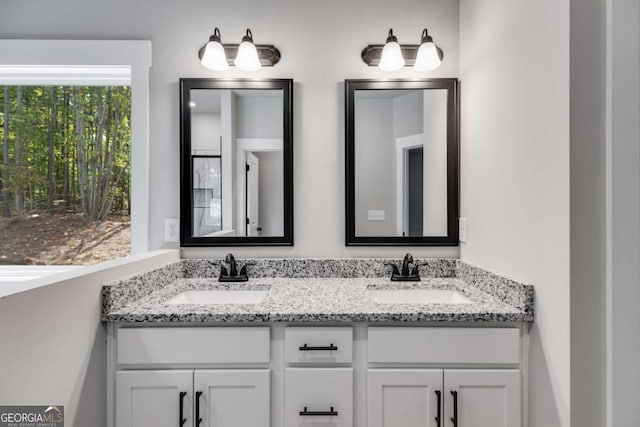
[0,86,131,220]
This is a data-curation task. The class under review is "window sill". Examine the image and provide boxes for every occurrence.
[0,249,179,298]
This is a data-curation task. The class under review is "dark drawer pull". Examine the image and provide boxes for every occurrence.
[450,390,458,427]
[299,343,338,351]
[195,391,203,427]
[179,391,187,427]
[299,406,338,416]
[435,390,441,427]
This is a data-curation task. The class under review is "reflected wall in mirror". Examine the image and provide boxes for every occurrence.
[180,79,293,246]
[345,79,458,246]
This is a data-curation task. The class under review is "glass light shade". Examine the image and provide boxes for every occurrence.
[200,40,229,71]
[234,41,261,71]
[413,41,442,71]
[378,41,405,71]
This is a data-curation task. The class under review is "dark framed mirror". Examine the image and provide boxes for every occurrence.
[180,78,293,246]
[345,79,459,246]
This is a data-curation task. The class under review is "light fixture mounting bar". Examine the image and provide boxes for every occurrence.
[361,44,444,67]
[198,44,281,67]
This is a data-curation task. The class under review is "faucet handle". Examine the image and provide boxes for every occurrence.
[409,262,428,277]
[238,262,255,277]
[218,265,229,277]
[384,262,400,276]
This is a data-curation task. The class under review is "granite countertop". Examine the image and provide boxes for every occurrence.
[102,259,534,323]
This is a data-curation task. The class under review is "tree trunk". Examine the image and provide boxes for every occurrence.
[14,86,23,214]
[1,86,10,218]
[63,88,69,211]
[74,88,88,217]
[47,87,57,212]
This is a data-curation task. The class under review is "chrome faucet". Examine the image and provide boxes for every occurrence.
[385,253,422,281]
[217,253,255,282]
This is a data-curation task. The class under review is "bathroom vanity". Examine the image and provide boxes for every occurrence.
[102,258,533,427]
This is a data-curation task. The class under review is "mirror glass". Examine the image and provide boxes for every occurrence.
[181,79,293,246]
[346,79,458,246]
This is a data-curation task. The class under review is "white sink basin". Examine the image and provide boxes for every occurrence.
[370,289,473,305]
[165,290,268,305]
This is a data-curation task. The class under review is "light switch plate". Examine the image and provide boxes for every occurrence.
[368,210,385,221]
[164,218,180,242]
[459,217,468,243]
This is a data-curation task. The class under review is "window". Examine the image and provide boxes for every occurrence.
[1,84,131,265]
[0,40,151,275]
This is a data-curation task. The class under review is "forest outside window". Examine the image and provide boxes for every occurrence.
[0,84,132,265]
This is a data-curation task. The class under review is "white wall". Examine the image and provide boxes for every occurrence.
[354,97,395,236]
[0,0,461,259]
[422,90,448,236]
[191,113,221,153]
[235,95,282,139]
[459,2,570,427]
[608,0,640,425]
[392,91,423,138]
[570,0,607,426]
[0,251,179,427]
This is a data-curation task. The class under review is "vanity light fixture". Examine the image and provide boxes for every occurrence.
[413,29,443,71]
[234,29,261,71]
[378,29,405,71]
[361,28,444,71]
[200,28,229,71]
[198,28,281,71]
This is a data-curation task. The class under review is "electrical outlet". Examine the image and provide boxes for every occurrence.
[164,218,180,242]
[368,210,385,221]
[459,217,468,243]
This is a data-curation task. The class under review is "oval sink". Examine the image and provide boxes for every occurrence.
[165,290,268,305]
[370,289,472,305]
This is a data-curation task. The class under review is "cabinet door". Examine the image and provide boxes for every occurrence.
[194,369,270,427]
[116,370,193,427]
[285,368,353,427]
[444,370,521,427]
[367,369,443,427]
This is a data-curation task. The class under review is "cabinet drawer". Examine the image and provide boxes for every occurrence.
[285,327,352,364]
[285,368,353,427]
[368,327,520,365]
[117,327,270,365]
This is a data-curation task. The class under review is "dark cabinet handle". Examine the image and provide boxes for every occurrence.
[450,390,458,426]
[299,406,338,416]
[435,390,441,427]
[195,391,203,427]
[179,392,187,427]
[299,343,338,351]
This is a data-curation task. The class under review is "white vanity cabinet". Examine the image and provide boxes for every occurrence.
[194,370,270,427]
[108,324,527,427]
[367,327,523,427]
[444,369,521,427]
[112,327,271,427]
[285,368,353,427]
[367,369,442,427]
[116,369,270,427]
[116,370,193,427]
[367,369,520,427]
[283,327,354,427]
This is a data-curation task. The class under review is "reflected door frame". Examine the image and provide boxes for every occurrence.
[235,138,283,237]
[395,134,424,237]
